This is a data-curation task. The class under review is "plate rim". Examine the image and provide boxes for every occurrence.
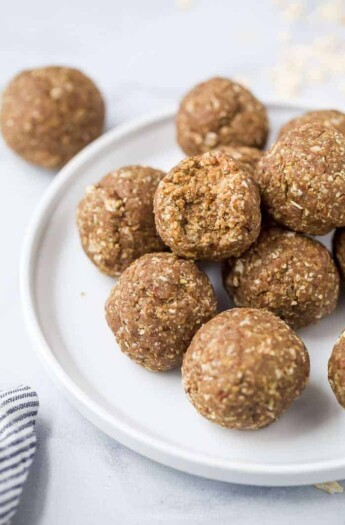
[20,101,345,486]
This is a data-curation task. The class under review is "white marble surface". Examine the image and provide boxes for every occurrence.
[1,0,345,523]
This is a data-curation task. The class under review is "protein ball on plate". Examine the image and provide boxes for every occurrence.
[182,308,310,430]
[1,66,105,168]
[214,145,264,178]
[154,151,261,261]
[105,252,218,372]
[279,109,345,139]
[176,77,269,156]
[77,166,166,277]
[333,228,345,281]
[223,226,340,329]
[329,331,345,409]
[256,123,345,235]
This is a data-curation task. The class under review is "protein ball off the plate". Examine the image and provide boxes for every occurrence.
[214,145,264,179]
[279,109,345,139]
[256,123,345,235]
[105,253,218,372]
[182,308,310,430]
[154,151,261,261]
[223,226,340,329]
[77,166,166,277]
[333,228,345,281]
[329,332,345,409]
[1,66,105,168]
[176,77,269,156]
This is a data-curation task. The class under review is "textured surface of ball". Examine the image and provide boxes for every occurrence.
[223,227,339,329]
[176,77,268,156]
[154,151,261,261]
[105,253,218,371]
[1,66,105,167]
[279,109,345,139]
[182,308,310,430]
[77,166,166,276]
[257,123,345,234]
[329,332,345,409]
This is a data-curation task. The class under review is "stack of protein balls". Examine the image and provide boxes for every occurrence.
[76,77,345,431]
[3,68,345,430]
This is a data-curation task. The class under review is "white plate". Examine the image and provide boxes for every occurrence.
[20,103,345,487]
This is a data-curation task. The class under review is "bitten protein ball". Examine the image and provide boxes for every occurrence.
[154,151,261,261]
[215,145,264,178]
[329,332,345,408]
[223,227,340,329]
[279,109,345,139]
[1,66,105,168]
[182,308,310,430]
[257,123,345,235]
[105,253,218,371]
[333,228,345,281]
[176,77,269,156]
[77,166,166,276]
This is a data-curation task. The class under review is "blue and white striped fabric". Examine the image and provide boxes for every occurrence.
[0,386,38,524]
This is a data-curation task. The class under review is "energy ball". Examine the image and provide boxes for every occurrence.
[154,151,261,261]
[182,308,310,430]
[176,77,269,156]
[1,66,105,168]
[105,253,218,371]
[329,332,345,408]
[77,166,166,276]
[333,228,345,281]
[223,227,340,329]
[214,145,264,178]
[257,123,345,235]
[279,109,345,139]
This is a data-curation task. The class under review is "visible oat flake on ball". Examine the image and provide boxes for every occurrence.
[154,151,261,261]
[182,308,310,430]
[105,253,218,371]
[279,109,345,140]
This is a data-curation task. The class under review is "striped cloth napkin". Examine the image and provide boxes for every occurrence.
[0,386,38,524]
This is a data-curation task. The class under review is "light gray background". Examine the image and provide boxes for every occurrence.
[1,0,345,523]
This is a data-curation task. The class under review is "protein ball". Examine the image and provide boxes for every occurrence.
[279,109,345,139]
[223,227,340,329]
[214,145,264,178]
[105,253,218,371]
[257,123,345,235]
[154,151,261,261]
[182,308,310,430]
[328,332,345,408]
[77,166,166,276]
[333,228,345,281]
[1,66,105,168]
[176,77,269,156]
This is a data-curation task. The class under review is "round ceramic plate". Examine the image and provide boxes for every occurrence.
[21,103,345,486]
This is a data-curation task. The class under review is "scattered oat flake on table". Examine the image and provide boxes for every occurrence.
[176,0,193,10]
[315,481,344,494]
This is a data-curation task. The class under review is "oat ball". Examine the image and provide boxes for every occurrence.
[176,77,269,156]
[214,145,264,178]
[279,109,345,139]
[328,331,345,408]
[154,151,261,261]
[105,253,218,371]
[1,66,105,168]
[77,166,166,276]
[257,123,345,235]
[182,308,310,430]
[223,227,340,329]
[333,228,345,281]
